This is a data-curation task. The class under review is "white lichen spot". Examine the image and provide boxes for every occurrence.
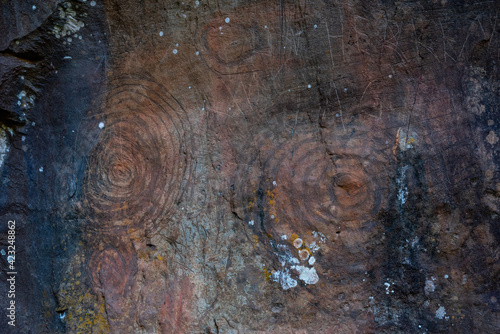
[39,166,44,172]
[173,49,178,54]
[308,241,319,253]
[292,265,319,285]
[275,244,299,266]
[271,268,297,290]
[388,74,393,78]
[425,279,436,294]
[98,122,105,129]
[52,4,85,40]
[397,165,409,205]
[307,84,312,89]
[312,231,327,243]
[299,249,310,260]
[90,0,96,6]
[411,236,419,247]
[293,238,303,248]
[225,17,230,23]
[384,282,391,294]
[32,5,36,10]
[272,180,277,186]
[159,31,164,36]
[486,131,499,145]
[444,274,449,279]
[59,312,66,320]
[195,51,200,55]
[248,220,254,226]
[314,24,318,29]
[194,0,200,8]
[435,306,446,319]
[308,256,316,265]
[397,128,417,151]
[270,214,275,219]
[281,234,287,240]
[0,129,9,169]
[17,90,35,109]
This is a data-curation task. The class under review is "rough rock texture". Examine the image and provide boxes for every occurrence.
[1,0,500,333]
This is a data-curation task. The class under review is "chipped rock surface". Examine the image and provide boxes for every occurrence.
[0,0,500,333]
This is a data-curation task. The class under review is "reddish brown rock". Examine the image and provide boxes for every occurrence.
[0,0,500,333]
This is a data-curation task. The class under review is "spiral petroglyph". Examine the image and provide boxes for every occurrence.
[83,76,193,231]
[86,238,138,328]
[233,115,390,235]
[87,240,137,296]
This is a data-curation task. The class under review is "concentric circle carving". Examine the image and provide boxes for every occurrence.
[83,76,193,231]
[233,116,389,234]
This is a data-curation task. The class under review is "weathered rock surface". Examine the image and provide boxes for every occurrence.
[1,0,500,333]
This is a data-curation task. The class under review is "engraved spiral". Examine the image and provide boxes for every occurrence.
[233,115,389,233]
[87,241,137,296]
[83,76,192,231]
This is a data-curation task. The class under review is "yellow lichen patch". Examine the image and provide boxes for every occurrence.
[265,189,279,221]
[267,189,275,205]
[60,290,109,333]
[291,233,299,242]
[263,268,272,281]
[253,235,259,248]
[138,250,149,261]
[57,252,110,333]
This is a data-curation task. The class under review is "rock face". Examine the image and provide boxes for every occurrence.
[1,0,500,333]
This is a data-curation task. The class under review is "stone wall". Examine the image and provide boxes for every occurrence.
[1,0,499,333]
